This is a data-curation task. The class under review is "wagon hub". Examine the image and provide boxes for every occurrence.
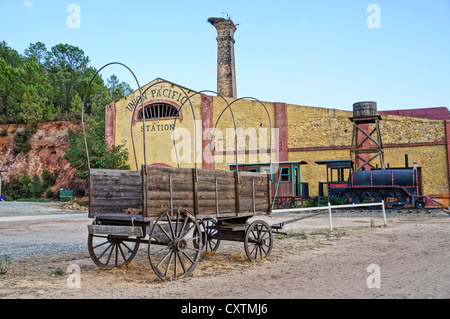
[172,238,188,252]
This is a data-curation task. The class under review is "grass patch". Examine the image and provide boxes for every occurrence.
[51,268,65,276]
[0,254,11,275]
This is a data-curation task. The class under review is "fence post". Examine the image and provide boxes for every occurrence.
[328,201,333,231]
[382,200,387,226]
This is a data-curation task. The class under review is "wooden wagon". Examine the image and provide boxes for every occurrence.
[82,63,276,281]
[87,165,274,280]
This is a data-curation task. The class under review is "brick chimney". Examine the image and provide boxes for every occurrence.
[208,17,237,98]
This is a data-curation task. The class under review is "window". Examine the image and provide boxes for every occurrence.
[280,167,290,182]
[247,168,258,172]
[138,103,179,120]
[262,167,273,182]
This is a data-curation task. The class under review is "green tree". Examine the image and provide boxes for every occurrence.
[0,41,23,68]
[64,114,130,177]
[0,57,22,123]
[19,86,43,125]
[47,44,90,114]
[29,174,45,198]
[107,74,133,101]
[24,42,49,68]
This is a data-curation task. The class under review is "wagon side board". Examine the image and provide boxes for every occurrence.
[144,166,272,219]
[88,166,272,220]
[88,169,142,218]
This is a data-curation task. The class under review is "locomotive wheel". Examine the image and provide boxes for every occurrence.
[386,189,407,209]
[148,208,202,281]
[415,200,426,209]
[88,226,140,269]
[361,190,384,209]
[341,189,361,204]
[194,218,221,252]
[244,220,273,262]
[361,190,383,202]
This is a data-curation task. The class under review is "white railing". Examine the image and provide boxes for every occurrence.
[272,200,387,231]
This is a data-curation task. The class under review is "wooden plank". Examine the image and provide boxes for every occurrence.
[147,174,235,186]
[87,225,143,237]
[90,168,141,176]
[91,192,141,200]
[267,173,272,212]
[142,165,271,218]
[192,169,199,215]
[89,168,142,217]
[235,170,240,216]
[147,198,237,208]
[141,166,147,220]
[148,191,238,200]
[215,178,219,217]
[210,223,249,231]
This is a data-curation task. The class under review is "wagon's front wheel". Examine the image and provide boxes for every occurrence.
[88,232,140,269]
[148,208,202,281]
[244,220,273,262]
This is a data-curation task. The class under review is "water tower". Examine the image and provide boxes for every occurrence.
[349,101,386,171]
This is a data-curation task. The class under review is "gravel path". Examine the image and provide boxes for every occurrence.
[1,202,449,301]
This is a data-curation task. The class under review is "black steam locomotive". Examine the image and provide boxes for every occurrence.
[316,156,426,209]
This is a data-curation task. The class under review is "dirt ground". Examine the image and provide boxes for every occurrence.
[1,209,449,300]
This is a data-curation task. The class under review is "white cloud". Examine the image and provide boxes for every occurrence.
[23,0,35,9]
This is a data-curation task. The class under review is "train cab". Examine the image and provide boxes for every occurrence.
[315,159,354,201]
[228,161,308,208]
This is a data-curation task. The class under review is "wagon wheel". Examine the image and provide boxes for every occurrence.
[148,208,202,281]
[194,218,221,252]
[244,220,273,262]
[88,228,140,269]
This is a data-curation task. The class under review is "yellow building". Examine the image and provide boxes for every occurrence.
[104,17,450,205]
[105,78,450,202]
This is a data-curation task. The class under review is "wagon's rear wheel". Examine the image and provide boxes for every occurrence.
[194,218,221,252]
[244,220,273,262]
[148,208,202,281]
[88,232,140,269]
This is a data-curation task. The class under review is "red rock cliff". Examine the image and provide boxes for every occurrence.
[0,121,79,193]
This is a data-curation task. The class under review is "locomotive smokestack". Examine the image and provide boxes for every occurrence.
[208,17,237,98]
[405,154,409,168]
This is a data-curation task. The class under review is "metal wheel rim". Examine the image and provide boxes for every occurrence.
[148,208,202,281]
[244,220,273,262]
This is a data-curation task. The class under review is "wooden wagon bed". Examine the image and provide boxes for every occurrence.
[87,165,274,280]
[88,165,272,221]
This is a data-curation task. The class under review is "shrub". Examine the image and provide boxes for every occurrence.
[29,174,45,198]
[13,126,36,155]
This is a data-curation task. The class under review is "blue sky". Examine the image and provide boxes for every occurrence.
[0,0,449,111]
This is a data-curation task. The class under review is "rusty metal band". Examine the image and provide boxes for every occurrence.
[81,62,145,171]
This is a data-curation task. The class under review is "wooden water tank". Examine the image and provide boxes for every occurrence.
[353,101,377,118]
